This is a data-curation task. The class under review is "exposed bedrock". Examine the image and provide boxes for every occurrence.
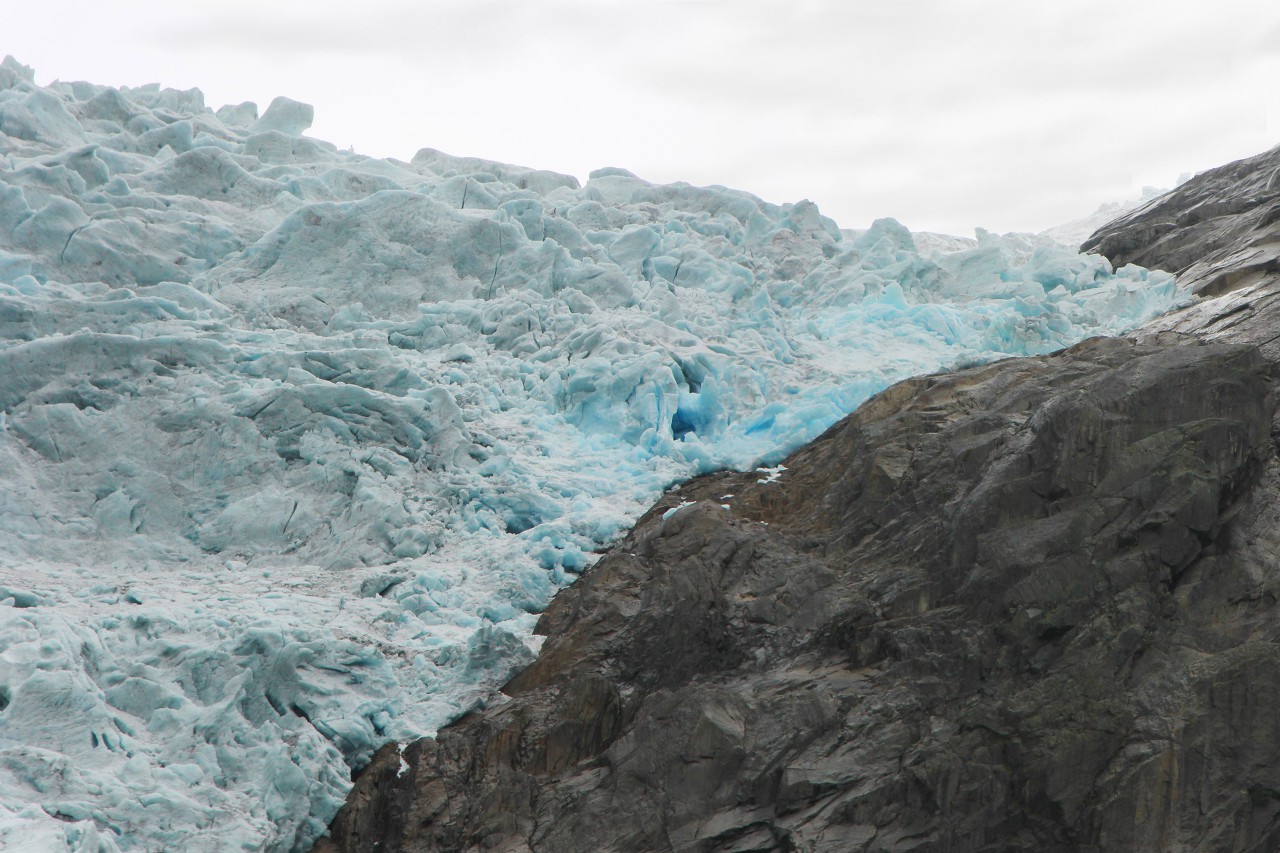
[316,331,1280,851]
[316,152,1280,852]
[1081,143,1280,299]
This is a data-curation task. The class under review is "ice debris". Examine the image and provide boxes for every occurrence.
[0,55,1189,852]
[756,464,788,484]
[662,500,697,520]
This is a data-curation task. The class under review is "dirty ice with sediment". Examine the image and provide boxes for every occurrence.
[0,56,1187,852]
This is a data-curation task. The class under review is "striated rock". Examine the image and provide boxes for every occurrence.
[315,149,1280,852]
[1081,144,1280,298]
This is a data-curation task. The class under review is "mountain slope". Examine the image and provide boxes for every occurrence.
[317,148,1280,851]
[1081,144,1280,298]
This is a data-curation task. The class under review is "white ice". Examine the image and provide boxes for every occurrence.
[0,55,1189,852]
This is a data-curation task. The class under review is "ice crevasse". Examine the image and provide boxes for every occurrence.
[0,55,1188,852]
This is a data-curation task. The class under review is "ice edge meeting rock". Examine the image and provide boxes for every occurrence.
[0,54,1188,852]
[315,148,1280,852]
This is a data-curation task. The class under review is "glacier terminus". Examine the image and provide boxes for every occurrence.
[0,56,1187,852]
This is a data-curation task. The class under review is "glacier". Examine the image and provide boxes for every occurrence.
[0,54,1189,852]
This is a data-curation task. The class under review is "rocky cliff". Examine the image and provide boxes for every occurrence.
[1081,144,1280,299]
[314,146,1280,852]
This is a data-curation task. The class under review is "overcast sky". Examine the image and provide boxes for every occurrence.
[8,0,1280,235]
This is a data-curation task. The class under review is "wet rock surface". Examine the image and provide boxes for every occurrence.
[315,150,1280,852]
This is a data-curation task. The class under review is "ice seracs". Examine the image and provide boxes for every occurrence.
[0,55,1188,852]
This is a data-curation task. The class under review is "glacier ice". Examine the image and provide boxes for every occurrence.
[0,55,1189,852]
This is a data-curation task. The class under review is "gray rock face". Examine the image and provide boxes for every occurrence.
[314,150,1280,852]
[1080,144,1280,298]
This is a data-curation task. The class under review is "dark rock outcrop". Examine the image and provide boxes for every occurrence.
[315,148,1280,852]
[1081,144,1280,298]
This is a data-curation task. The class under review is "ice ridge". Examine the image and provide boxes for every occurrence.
[0,55,1187,852]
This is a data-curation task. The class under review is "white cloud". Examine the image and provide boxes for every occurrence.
[6,0,1279,236]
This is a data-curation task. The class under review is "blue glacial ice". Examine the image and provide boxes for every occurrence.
[0,54,1189,852]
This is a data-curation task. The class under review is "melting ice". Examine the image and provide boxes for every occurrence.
[0,55,1188,852]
